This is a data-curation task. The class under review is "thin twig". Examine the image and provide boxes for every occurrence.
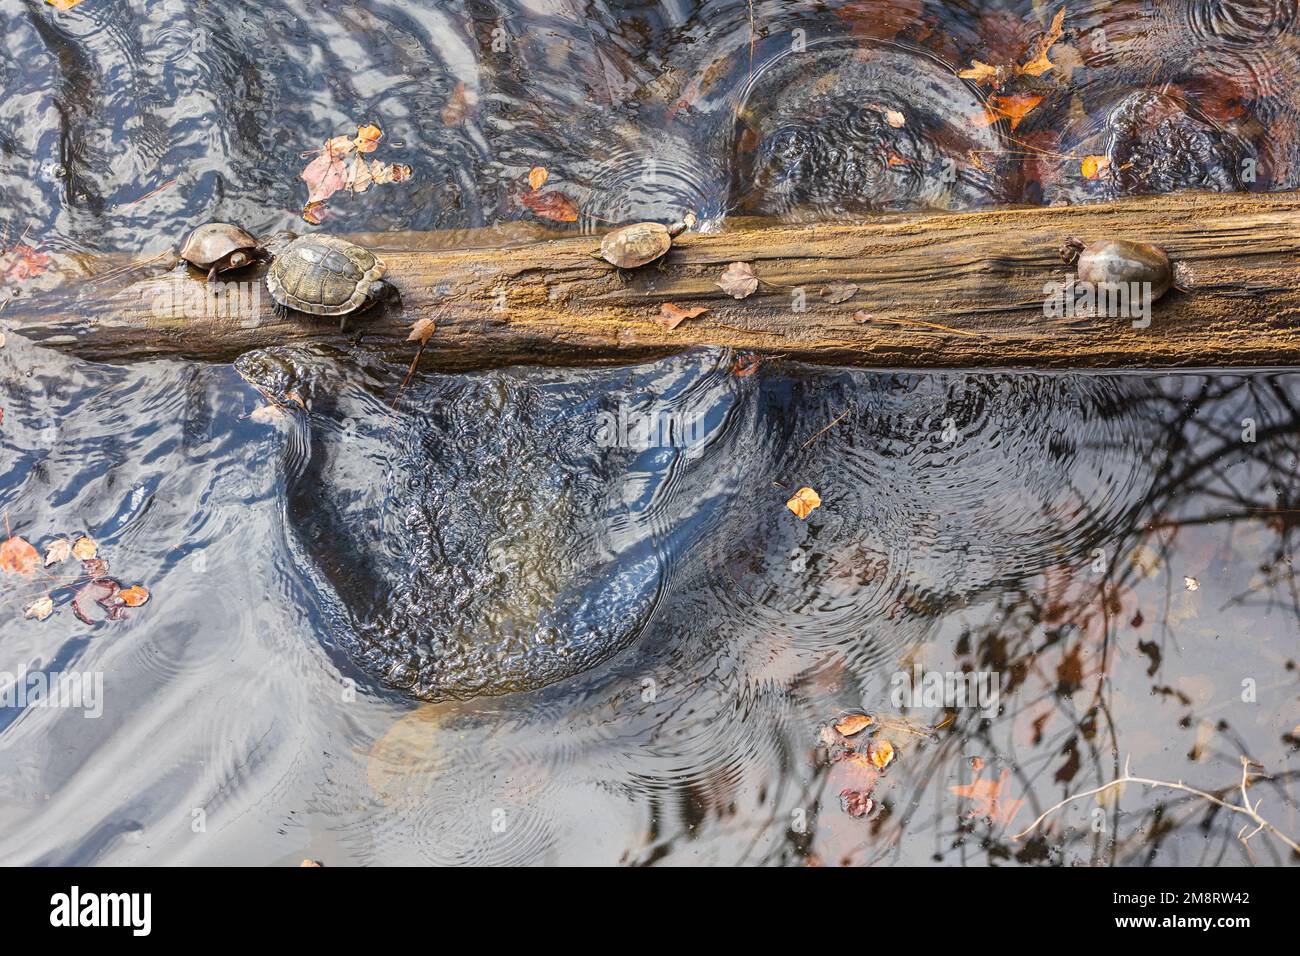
[1014,755,1300,855]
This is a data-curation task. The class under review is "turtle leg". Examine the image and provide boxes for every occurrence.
[207,265,219,282]
[339,315,349,333]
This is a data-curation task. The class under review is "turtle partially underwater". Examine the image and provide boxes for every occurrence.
[179,222,262,281]
[596,213,696,269]
[265,234,393,317]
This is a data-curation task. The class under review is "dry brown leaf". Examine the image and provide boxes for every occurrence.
[1020,7,1067,77]
[786,486,821,519]
[518,190,579,223]
[834,713,874,736]
[72,535,97,561]
[301,201,327,225]
[43,538,71,567]
[717,261,759,299]
[823,281,858,304]
[118,585,150,607]
[441,83,470,125]
[0,536,40,574]
[528,167,549,191]
[657,303,708,331]
[300,859,323,867]
[23,595,54,620]
[958,59,1011,88]
[407,318,436,344]
[869,739,896,770]
[980,93,1043,131]
[1081,154,1111,179]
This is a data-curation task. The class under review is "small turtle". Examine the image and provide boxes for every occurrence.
[1060,237,1173,301]
[265,234,393,318]
[179,222,262,281]
[596,213,696,269]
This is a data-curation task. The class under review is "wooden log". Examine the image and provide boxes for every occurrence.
[5,191,1300,370]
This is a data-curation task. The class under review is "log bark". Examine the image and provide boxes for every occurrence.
[6,190,1300,370]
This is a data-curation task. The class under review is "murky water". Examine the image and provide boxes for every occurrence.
[1,0,1298,865]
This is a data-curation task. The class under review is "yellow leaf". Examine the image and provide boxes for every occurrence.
[45,0,84,10]
[528,167,549,191]
[786,487,821,520]
[869,740,895,770]
[23,595,54,620]
[353,124,383,153]
[1081,154,1111,179]
[71,535,97,561]
[958,60,1007,88]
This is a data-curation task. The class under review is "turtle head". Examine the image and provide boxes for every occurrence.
[668,212,697,238]
[368,278,397,304]
[263,230,300,260]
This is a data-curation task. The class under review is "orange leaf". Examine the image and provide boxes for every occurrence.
[1081,154,1111,179]
[657,303,708,331]
[949,768,1025,825]
[732,353,761,377]
[353,124,383,153]
[45,0,83,10]
[528,167,549,191]
[118,585,150,607]
[958,60,1010,89]
[442,83,470,126]
[834,713,874,736]
[981,93,1043,131]
[869,739,895,769]
[518,190,579,223]
[0,536,39,574]
[1019,7,1066,78]
[786,487,821,519]
[407,318,436,344]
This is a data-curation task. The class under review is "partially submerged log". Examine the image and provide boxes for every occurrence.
[6,191,1300,370]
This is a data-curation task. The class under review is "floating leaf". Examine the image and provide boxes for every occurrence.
[823,281,858,304]
[840,789,875,818]
[834,713,874,737]
[71,535,97,560]
[869,739,896,769]
[884,108,905,128]
[732,353,762,377]
[1081,154,1111,179]
[118,585,150,607]
[370,161,412,185]
[981,93,1043,131]
[46,0,84,10]
[0,536,39,574]
[958,59,1010,89]
[786,486,821,520]
[528,167,549,191]
[353,124,383,153]
[657,303,708,331]
[23,595,54,620]
[302,151,349,205]
[250,404,289,424]
[407,318,436,344]
[300,124,410,222]
[43,538,71,567]
[518,190,579,223]
[949,768,1025,825]
[301,201,328,225]
[2,244,53,285]
[441,82,471,125]
[1019,7,1067,78]
[72,578,118,625]
[717,261,759,299]
[1184,576,1200,591]
[81,557,109,577]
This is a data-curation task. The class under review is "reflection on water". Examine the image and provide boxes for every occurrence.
[1,332,1297,865]
[1,0,1299,865]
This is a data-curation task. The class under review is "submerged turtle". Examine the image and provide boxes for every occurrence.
[596,213,696,269]
[179,222,261,281]
[265,234,393,317]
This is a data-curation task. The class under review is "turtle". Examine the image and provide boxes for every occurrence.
[596,213,696,269]
[179,222,262,281]
[265,234,393,318]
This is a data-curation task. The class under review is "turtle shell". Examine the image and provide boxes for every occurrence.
[179,222,259,271]
[599,222,674,268]
[266,235,387,316]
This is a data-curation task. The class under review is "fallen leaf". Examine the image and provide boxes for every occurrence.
[301,201,328,225]
[840,789,875,818]
[81,557,109,577]
[71,535,97,560]
[353,124,383,153]
[949,767,1025,825]
[981,93,1043,131]
[300,125,410,221]
[118,585,150,607]
[958,59,1011,88]
[46,0,84,10]
[72,578,118,625]
[852,310,876,324]
[43,539,70,566]
[1184,576,1199,592]
[518,190,579,223]
[407,318,436,344]
[732,353,762,377]
[348,155,375,194]
[1019,7,1067,78]
[23,595,53,620]
[301,151,349,205]
[884,108,905,128]
[0,536,39,574]
[786,486,821,520]
[823,281,858,304]
[834,713,874,736]
[869,739,896,769]
[717,261,759,299]
[528,167,549,191]
[250,404,289,423]
[1081,154,1111,179]
[369,161,412,185]
[300,859,323,867]
[2,245,53,284]
[657,303,708,331]
[441,83,470,125]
